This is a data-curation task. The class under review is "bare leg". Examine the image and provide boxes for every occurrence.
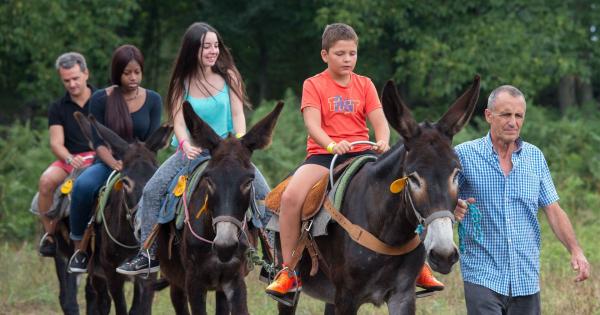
[38,166,68,235]
[279,164,328,264]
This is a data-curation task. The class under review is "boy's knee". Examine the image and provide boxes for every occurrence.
[280,189,303,212]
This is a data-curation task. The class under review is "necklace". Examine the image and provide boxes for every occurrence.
[124,87,139,102]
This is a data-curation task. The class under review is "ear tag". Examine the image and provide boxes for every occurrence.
[390,177,408,194]
[196,194,208,219]
[60,179,74,194]
[173,175,188,197]
[113,179,123,191]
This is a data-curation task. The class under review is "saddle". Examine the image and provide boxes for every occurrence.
[265,157,357,221]
[29,168,87,220]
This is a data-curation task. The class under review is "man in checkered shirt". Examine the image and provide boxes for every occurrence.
[453,85,590,314]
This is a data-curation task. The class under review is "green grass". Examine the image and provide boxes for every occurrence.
[1,215,598,315]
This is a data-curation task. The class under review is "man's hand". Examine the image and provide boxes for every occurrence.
[455,198,475,222]
[70,155,86,169]
[571,250,590,282]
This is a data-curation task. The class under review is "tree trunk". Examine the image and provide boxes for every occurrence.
[558,75,576,113]
[576,76,595,106]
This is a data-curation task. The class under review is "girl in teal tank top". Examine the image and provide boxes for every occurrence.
[170,84,234,147]
[117,22,272,276]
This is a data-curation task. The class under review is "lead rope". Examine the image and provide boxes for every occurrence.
[457,203,483,253]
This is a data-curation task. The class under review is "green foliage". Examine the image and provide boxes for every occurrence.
[0,120,53,240]
[248,89,307,185]
[0,0,138,105]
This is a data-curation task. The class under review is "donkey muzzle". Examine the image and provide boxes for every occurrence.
[213,220,240,262]
[424,217,459,274]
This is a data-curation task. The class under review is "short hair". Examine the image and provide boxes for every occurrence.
[322,23,358,51]
[487,85,525,109]
[55,52,87,72]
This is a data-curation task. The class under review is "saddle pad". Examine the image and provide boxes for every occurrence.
[95,171,123,223]
[266,175,329,220]
[266,154,376,237]
[156,155,210,226]
[29,168,87,220]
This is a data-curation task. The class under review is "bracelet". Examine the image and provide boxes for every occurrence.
[235,133,244,139]
[65,156,74,165]
[326,142,336,154]
[178,139,187,151]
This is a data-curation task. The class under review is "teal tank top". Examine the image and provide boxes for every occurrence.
[171,83,234,147]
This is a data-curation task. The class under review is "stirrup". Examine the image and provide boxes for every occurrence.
[416,288,438,298]
[265,267,302,307]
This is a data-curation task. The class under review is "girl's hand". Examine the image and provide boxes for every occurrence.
[112,160,123,172]
[372,140,390,154]
[182,141,203,160]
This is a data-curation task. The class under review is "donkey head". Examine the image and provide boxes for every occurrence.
[381,76,480,273]
[183,101,283,263]
[74,112,173,211]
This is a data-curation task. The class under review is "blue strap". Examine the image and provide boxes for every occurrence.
[458,203,483,254]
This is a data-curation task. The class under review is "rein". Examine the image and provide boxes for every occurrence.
[99,170,138,249]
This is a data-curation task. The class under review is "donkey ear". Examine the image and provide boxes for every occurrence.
[144,124,174,153]
[437,75,481,138]
[241,101,284,152]
[89,115,129,159]
[381,80,419,142]
[73,112,95,150]
[183,101,221,151]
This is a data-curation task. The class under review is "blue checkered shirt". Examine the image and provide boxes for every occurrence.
[455,133,559,296]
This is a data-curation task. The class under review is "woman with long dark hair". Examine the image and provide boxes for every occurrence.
[116,22,270,275]
[68,45,162,272]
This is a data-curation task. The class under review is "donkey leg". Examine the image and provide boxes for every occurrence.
[215,291,229,315]
[334,289,359,315]
[90,275,112,315]
[186,278,208,315]
[170,285,190,315]
[54,254,80,315]
[227,280,249,315]
[324,303,335,315]
[130,274,157,315]
[105,271,128,315]
[386,288,416,315]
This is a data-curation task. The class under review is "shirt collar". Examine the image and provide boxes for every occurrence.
[484,132,523,155]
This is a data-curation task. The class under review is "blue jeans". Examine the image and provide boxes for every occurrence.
[69,161,112,240]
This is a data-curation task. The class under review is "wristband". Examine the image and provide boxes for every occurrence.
[235,133,244,139]
[326,142,336,154]
[65,156,74,165]
[178,139,187,151]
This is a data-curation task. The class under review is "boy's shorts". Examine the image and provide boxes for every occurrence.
[302,150,376,169]
[50,151,96,173]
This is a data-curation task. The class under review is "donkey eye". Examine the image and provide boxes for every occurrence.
[240,179,253,194]
[408,175,421,188]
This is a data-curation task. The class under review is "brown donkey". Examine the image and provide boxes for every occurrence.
[156,101,283,315]
[75,112,172,315]
[274,76,480,315]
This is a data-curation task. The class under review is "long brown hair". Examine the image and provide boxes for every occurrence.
[105,44,144,141]
[165,22,249,123]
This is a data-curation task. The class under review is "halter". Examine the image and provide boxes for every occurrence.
[402,179,455,234]
[182,170,248,245]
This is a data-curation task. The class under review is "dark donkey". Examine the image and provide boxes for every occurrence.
[75,112,172,315]
[156,101,283,315]
[277,76,480,315]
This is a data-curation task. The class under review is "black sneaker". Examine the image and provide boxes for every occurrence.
[39,233,56,257]
[68,250,88,273]
[116,252,160,275]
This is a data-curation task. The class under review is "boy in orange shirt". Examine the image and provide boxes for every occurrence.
[266,23,443,298]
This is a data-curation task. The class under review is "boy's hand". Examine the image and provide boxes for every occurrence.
[333,140,351,155]
[372,140,390,154]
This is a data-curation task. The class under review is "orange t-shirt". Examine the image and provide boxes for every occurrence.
[301,70,382,157]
